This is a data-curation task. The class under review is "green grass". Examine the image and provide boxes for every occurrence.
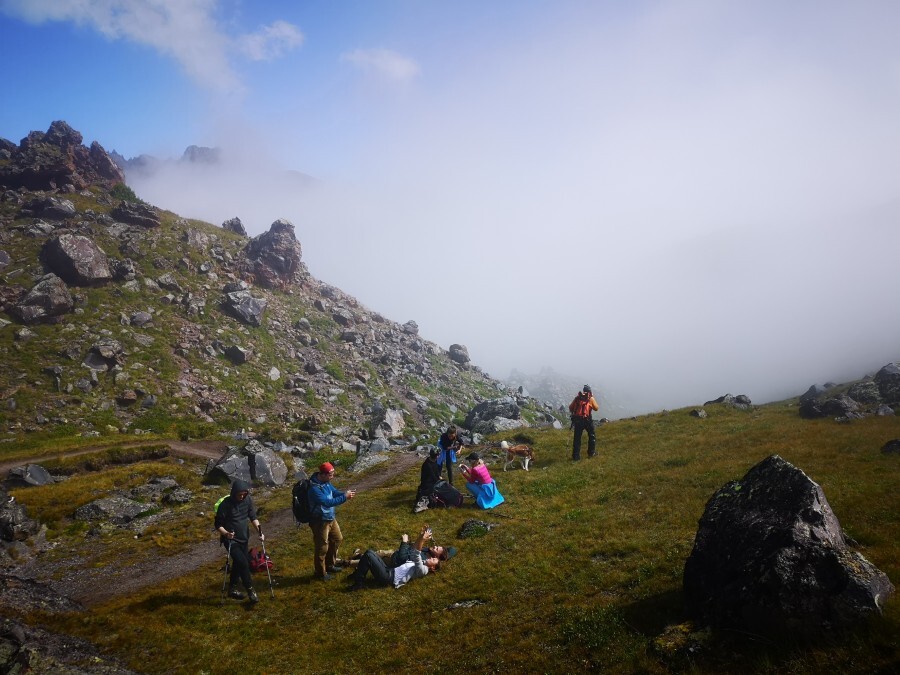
[10,401,900,673]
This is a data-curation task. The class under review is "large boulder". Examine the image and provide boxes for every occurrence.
[847,381,881,404]
[6,464,54,488]
[222,287,267,327]
[464,397,520,431]
[449,344,470,365]
[111,201,161,228]
[370,408,406,439]
[684,455,894,637]
[242,441,288,487]
[40,233,112,285]
[799,385,828,403]
[73,497,150,525]
[20,196,77,220]
[10,273,74,324]
[874,363,900,404]
[205,442,287,486]
[238,218,306,288]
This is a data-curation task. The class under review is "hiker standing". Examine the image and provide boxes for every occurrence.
[308,462,356,581]
[569,384,600,460]
[414,448,442,512]
[215,478,264,603]
[437,424,462,486]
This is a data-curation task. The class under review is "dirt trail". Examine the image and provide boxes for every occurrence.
[0,439,228,477]
[17,450,422,607]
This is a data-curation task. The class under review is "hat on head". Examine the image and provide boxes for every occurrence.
[319,461,335,473]
[428,448,438,459]
[466,451,481,461]
[445,546,457,559]
[500,441,509,450]
[583,384,592,393]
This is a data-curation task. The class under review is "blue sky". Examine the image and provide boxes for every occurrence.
[3,1,900,414]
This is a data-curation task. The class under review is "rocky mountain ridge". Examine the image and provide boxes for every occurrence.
[0,121,562,449]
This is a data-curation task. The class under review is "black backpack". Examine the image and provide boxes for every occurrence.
[431,479,463,508]
[292,479,313,524]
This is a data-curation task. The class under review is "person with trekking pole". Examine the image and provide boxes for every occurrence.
[308,462,356,581]
[215,479,264,603]
[569,384,599,460]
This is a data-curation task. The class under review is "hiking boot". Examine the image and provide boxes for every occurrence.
[228,587,245,600]
[247,588,259,604]
[317,573,334,582]
[327,565,344,574]
[414,498,429,513]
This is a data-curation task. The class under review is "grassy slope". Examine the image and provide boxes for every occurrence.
[22,402,900,674]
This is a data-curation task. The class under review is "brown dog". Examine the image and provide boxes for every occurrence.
[502,443,534,471]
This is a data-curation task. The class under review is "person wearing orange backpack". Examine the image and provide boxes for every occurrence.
[569,384,599,460]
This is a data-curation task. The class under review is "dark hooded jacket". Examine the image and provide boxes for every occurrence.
[417,454,441,501]
[214,479,257,545]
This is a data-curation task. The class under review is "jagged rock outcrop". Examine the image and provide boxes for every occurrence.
[10,273,74,324]
[799,384,830,402]
[221,282,267,327]
[238,218,307,288]
[40,233,112,286]
[0,120,125,191]
[222,216,247,236]
[684,455,894,637]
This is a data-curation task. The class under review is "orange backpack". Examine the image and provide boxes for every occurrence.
[570,394,593,418]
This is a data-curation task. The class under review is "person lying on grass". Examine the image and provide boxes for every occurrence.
[343,541,456,568]
[348,525,451,591]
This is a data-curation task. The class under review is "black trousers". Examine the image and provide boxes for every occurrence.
[572,417,596,459]
[227,540,253,590]
[353,549,393,586]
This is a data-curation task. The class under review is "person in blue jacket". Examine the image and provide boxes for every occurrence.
[437,425,462,486]
[308,462,356,581]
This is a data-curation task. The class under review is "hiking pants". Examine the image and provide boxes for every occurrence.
[353,549,393,586]
[572,417,596,459]
[440,451,455,486]
[310,518,343,577]
[228,540,253,590]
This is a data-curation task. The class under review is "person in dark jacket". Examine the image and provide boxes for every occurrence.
[214,479,264,603]
[569,384,600,460]
[437,425,462,486]
[414,448,442,512]
[308,462,356,581]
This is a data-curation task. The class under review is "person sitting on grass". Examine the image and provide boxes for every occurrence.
[459,451,505,509]
[348,525,447,591]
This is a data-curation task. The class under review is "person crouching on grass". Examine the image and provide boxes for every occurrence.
[348,525,446,591]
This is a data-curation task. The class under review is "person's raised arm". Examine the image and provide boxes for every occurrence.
[415,524,432,551]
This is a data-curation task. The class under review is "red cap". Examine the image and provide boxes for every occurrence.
[319,462,335,473]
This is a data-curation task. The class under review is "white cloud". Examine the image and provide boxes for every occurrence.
[340,48,420,83]
[238,19,304,61]
[0,0,302,94]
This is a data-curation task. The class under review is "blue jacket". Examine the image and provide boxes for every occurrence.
[437,432,459,465]
[309,474,347,522]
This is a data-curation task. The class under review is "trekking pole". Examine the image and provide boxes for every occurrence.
[260,533,275,598]
[221,539,232,601]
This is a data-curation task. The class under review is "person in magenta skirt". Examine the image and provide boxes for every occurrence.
[459,451,504,509]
